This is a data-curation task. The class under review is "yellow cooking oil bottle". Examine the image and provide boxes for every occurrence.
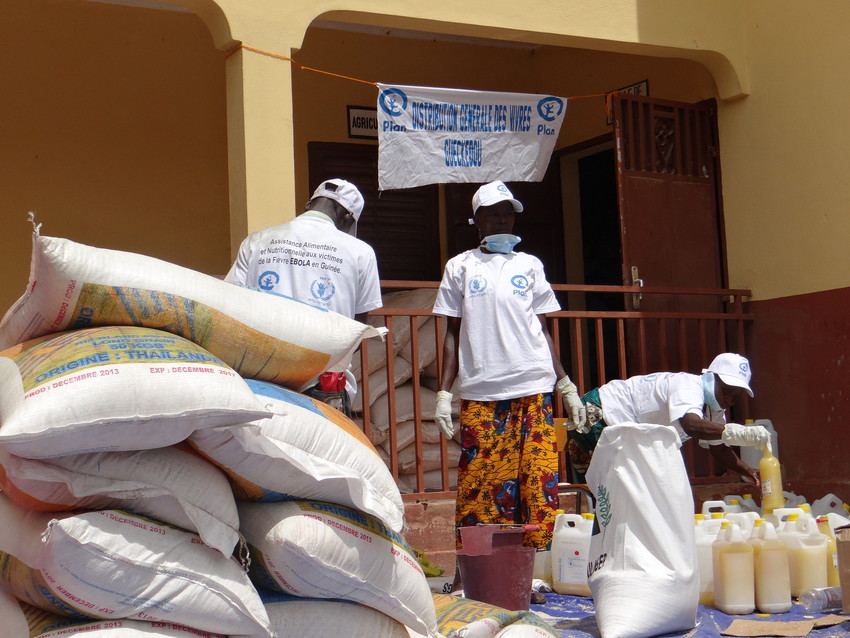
[712,520,755,614]
[748,517,791,613]
[754,419,785,513]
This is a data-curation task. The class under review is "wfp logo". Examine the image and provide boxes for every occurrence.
[537,97,564,122]
[311,277,336,303]
[468,275,487,296]
[258,271,280,291]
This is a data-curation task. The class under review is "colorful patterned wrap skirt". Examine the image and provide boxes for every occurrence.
[455,393,559,551]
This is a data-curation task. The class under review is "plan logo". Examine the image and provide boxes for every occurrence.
[379,87,408,117]
[537,97,564,121]
[511,275,529,290]
[258,271,279,291]
[311,276,336,303]
[511,274,529,297]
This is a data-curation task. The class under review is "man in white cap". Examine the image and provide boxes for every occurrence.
[225,179,382,409]
[567,352,769,485]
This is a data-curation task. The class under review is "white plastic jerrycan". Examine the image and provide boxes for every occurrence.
[748,518,791,614]
[551,512,594,596]
[712,520,755,615]
[778,512,828,597]
[812,493,850,518]
[696,512,725,606]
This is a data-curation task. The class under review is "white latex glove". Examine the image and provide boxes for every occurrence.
[556,375,588,433]
[435,390,456,439]
[721,422,772,450]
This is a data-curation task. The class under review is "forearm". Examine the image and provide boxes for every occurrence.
[679,412,726,440]
[438,317,461,393]
[537,314,567,381]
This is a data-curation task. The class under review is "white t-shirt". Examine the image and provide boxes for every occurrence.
[598,372,725,443]
[225,213,382,318]
[432,249,561,401]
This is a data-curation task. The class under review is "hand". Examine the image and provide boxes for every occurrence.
[435,390,456,439]
[556,376,587,433]
[721,422,772,449]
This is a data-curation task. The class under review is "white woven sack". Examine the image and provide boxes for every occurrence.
[585,423,698,638]
[0,326,269,459]
[238,500,438,637]
[190,379,405,532]
[24,608,228,638]
[261,589,411,638]
[0,494,272,637]
[0,231,383,391]
[0,445,240,556]
[0,583,29,638]
[352,355,413,412]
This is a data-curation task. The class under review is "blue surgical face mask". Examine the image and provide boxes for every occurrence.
[481,233,521,254]
[702,372,722,411]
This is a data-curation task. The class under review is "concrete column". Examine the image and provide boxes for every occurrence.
[225,47,297,257]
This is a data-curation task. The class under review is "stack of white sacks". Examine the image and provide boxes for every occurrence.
[0,229,440,637]
[351,289,461,494]
[695,492,850,616]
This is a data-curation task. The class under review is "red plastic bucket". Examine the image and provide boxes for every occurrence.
[457,524,538,611]
[457,546,536,611]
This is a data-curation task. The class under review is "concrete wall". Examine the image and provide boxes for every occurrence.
[0,0,230,314]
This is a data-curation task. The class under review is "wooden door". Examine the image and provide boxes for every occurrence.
[308,142,442,281]
[611,94,726,373]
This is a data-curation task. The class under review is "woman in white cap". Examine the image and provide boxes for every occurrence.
[567,352,770,484]
[432,180,585,599]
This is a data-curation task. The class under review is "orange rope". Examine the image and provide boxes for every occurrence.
[228,44,621,103]
[227,44,377,86]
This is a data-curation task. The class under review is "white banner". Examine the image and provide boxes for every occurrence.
[377,83,567,191]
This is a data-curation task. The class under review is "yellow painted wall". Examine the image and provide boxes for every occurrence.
[290,27,717,206]
[718,1,850,299]
[4,0,849,320]
[0,0,230,314]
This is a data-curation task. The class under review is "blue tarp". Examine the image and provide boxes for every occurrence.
[531,594,850,638]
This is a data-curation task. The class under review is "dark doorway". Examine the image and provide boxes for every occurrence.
[578,147,622,385]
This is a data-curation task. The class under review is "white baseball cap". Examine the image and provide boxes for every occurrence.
[472,180,524,214]
[703,353,754,397]
[312,179,364,235]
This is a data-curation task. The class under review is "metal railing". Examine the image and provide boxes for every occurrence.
[354,281,753,501]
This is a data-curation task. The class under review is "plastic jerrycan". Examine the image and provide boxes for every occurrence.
[712,520,755,615]
[696,512,725,606]
[816,515,840,587]
[551,512,594,596]
[701,500,731,517]
[740,494,760,513]
[812,493,849,517]
[759,439,785,513]
[723,498,744,514]
[778,513,827,597]
[748,518,791,613]
[726,511,759,537]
